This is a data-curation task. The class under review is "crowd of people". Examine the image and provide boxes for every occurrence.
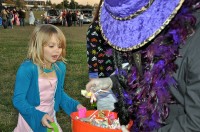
[0,8,27,29]
[60,9,84,27]
[0,8,88,29]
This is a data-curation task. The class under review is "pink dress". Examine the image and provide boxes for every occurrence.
[14,77,63,132]
[14,14,20,26]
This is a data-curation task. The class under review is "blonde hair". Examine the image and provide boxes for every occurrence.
[27,24,66,67]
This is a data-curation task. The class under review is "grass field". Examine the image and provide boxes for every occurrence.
[0,18,93,131]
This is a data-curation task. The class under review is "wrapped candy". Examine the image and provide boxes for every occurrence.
[78,110,122,130]
[81,89,109,104]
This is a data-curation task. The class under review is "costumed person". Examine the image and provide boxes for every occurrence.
[86,0,118,111]
[13,24,85,132]
[86,0,200,131]
[29,9,35,25]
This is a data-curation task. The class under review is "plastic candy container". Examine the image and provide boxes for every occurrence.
[71,110,133,132]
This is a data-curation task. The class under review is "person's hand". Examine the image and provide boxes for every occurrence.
[86,77,113,92]
[121,125,129,132]
[41,114,54,128]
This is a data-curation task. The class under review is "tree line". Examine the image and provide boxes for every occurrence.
[1,0,94,9]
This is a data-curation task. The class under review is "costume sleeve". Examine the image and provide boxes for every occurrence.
[157,25,200,132]
[12,64,46,131]
[87,21,101,79]
[59,63,80,115]
[110,75,121,95]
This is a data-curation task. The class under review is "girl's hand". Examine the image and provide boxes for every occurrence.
[77,104,85,110]
[41,114,54,128]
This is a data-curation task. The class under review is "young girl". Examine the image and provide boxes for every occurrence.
[13,24,85,131]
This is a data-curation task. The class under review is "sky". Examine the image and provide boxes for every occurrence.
[51,0,99,5]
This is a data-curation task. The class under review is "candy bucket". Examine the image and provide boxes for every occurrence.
[70,110,133,132]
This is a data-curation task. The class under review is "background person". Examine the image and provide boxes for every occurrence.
[79,12,84,27]
[28,9,35,26]
[1,8,8,29]
[14,10,20,26]
[72,11,77,26]
[66,10,72,27]
[61,9,67,26]
[7,9,13,29]
[18,9,26,26]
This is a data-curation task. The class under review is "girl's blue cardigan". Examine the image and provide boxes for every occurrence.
[13,60,80,131]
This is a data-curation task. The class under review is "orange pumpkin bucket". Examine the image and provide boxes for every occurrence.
[70,110,133,132]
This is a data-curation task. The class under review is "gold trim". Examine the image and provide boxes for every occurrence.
[99,0,185,51]
[109,0,155,21]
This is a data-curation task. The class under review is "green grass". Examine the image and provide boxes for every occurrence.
[0,23,93,131]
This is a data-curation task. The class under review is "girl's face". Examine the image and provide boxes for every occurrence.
[43,34,62,68]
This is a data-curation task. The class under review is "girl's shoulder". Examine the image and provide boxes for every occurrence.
[55,61,66,69]
[19,59,36,70]
[21,59,34,66]
[17,59,37,75]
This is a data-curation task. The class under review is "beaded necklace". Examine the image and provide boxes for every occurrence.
[43,64,55,73]
[41,64,56,87]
